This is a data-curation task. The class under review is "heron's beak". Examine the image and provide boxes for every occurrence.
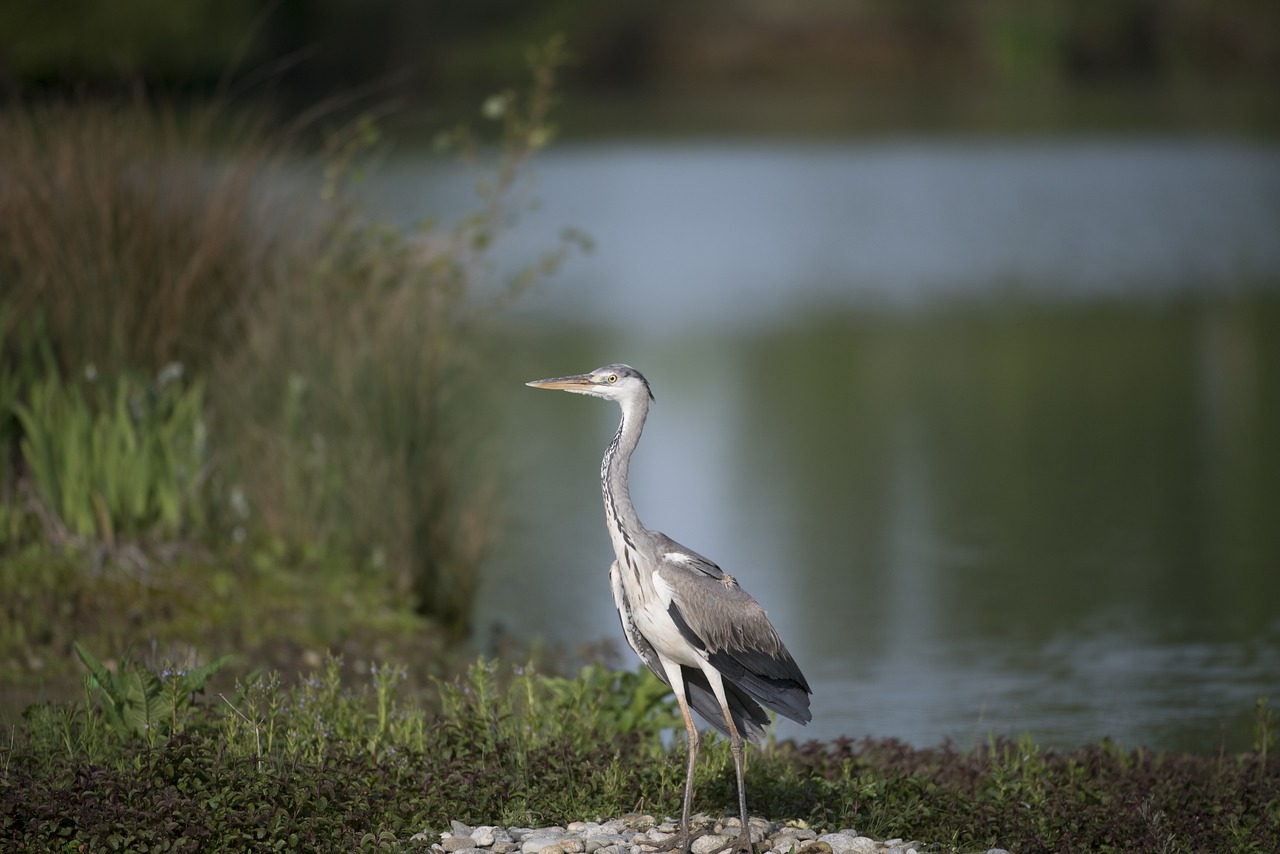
[526,373,597,394]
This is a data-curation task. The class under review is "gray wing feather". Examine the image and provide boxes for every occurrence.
[657,554,813,726]
[652,533,725,579]
[610,561,772,743]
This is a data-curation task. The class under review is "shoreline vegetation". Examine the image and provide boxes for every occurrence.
[1,34,1277,854]
[2,654,1276,851]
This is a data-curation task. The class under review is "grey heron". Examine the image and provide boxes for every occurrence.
[527,364,812,854]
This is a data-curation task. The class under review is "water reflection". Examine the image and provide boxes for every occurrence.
[489,301,1280,754]
[362,139,1280,753]
[726,303,1280,751]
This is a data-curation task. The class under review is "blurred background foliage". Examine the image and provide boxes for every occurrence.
[0,14,572,691]
[1,0,1276,133]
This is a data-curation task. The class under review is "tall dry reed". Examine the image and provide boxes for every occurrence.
[0,97,299,375]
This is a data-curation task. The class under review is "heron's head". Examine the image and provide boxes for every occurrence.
[526,363,654,404]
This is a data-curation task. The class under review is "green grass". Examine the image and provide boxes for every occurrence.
[0,538,455,733]
[12,365,208,544]
[1,655,1276,852]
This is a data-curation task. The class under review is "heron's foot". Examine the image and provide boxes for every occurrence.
[641,824,725,854]
[642,829,754,854]
[704,830,754,854]
[641,831,689,854]
[644,829,703,854]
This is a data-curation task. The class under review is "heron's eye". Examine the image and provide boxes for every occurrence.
[607,374,617,383]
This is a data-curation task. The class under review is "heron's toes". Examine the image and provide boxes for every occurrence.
[642,832,692,853]
[642,827,748,854]
[704,830,755,854]
[644,830,754,854]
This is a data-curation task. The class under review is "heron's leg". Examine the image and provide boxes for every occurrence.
[648,663,703,854]
[718,702,752,854]
[678,698,700,851]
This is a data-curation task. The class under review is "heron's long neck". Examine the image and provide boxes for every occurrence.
[602,396,647,561]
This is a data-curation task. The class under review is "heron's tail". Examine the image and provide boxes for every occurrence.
[682,668,770,744]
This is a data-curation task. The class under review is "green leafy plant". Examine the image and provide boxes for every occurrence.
[535,662,682,745]
[74,641,233,746]
[13,366,208,544]
[220,655,430,768]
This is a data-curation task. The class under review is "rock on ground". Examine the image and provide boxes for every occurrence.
[421,815,1007,854]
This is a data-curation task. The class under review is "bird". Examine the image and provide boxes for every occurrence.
[527,364,811,854]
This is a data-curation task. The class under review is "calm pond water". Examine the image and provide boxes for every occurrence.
[366,138,1280,754]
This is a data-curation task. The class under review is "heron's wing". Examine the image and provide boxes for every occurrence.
[656,557,813,727]
[652,532,726,580]
[610,560,770,743]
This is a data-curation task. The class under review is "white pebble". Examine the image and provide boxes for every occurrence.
[691,835,731,854]
[825,836,878,854]
[818,834,854,854]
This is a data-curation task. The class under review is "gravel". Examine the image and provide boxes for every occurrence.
[418,815,1010,854]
